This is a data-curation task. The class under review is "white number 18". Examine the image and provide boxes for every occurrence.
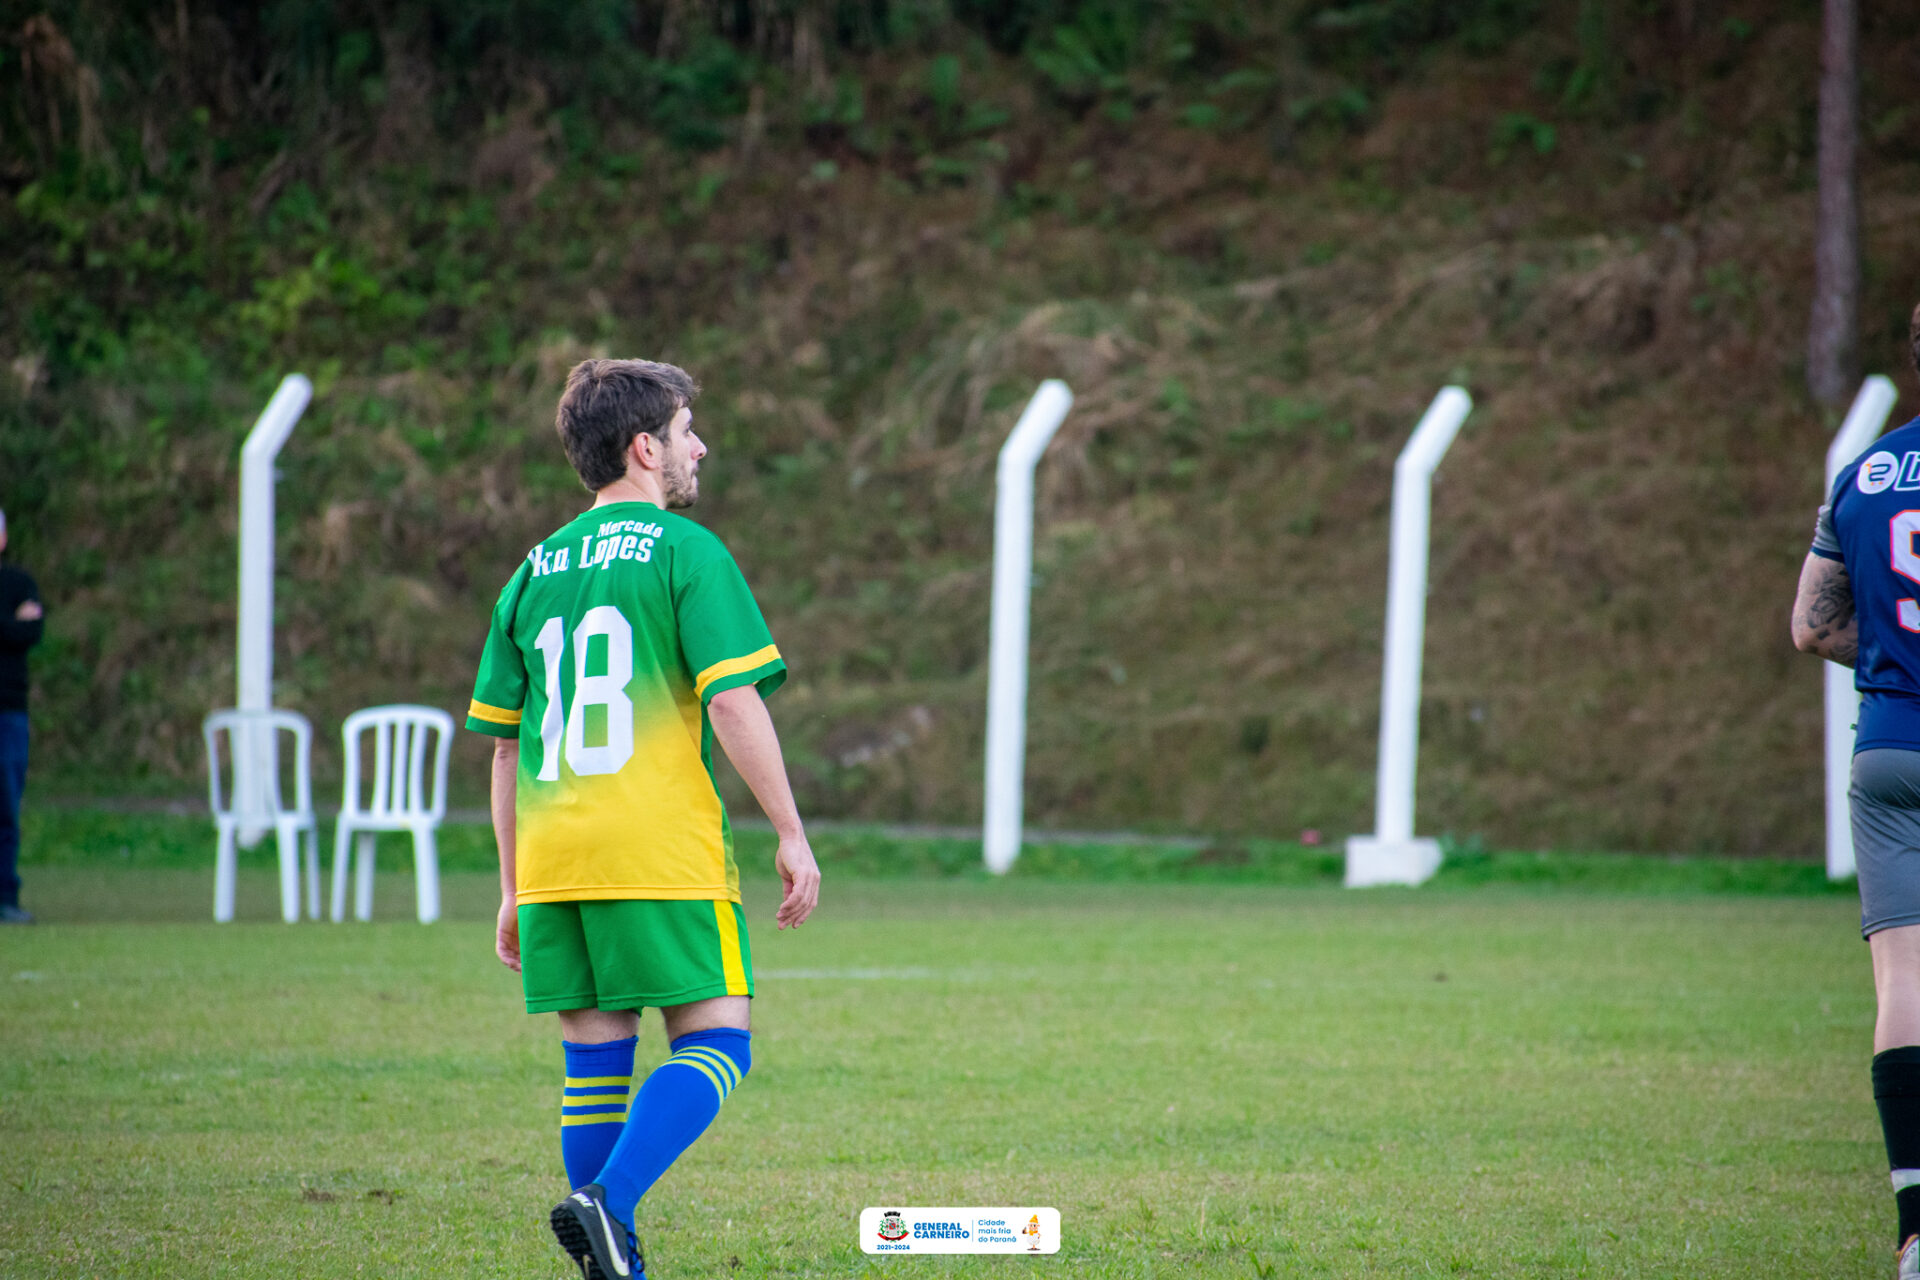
[531,606,635,779]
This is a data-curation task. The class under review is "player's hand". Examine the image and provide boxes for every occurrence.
[15,600,41,621]
[773,834,820,930]
[495,897,521,971]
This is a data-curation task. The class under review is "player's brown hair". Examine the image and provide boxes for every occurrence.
[554,358,701,492]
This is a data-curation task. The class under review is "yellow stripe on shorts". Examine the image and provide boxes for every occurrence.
[713,901,748,996]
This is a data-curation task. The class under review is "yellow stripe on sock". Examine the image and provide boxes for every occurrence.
[668,1054,728,1103]
[563,1090,630,1107]
[714,901,748,996]
[560,1113,627,1127]
[681,1046,740,1090]
[676,1047,740,1092]
[564,1076,632,1088]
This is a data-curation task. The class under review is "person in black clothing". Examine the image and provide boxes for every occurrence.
[0,509,45,925]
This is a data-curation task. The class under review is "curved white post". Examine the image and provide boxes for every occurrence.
[1825,374,1900,880]
[983,380,1074,874]
[235,374,312,844]
[1345,386,1472,888]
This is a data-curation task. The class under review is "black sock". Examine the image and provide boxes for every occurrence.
[1873,1047,1920,1247]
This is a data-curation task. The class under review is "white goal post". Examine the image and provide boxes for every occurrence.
[1823,374,1900,880]
[983,380,1074,875]
[1345,386,1472,888]
[233,373,313,845]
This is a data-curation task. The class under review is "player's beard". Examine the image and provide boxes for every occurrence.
[662,457,699,509]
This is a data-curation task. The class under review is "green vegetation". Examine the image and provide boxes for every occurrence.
[0,868,1883,1277]
[17,807,1856,903]
[5,2,1920,855]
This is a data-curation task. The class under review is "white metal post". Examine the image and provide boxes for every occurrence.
[234,374,313,843]
[1345,386,1473,887]
[983,380,1075,874]
[1824,374,1900,880]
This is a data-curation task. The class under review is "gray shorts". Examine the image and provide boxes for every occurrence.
[1854,748,1920,937]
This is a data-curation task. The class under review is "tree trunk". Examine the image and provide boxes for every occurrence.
[1808,0,1860,406]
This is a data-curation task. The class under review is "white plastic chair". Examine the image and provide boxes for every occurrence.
[331,705,454,924]
[203,708,321,924]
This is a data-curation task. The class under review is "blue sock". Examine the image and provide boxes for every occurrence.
[560,1037,636,1191]
[596,1028,751,1226]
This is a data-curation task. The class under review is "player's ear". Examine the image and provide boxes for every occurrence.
[631,428,659,473]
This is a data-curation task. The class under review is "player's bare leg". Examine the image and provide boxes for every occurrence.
[1873,925,1920,1052]
[559,1008,640,1044]
[660,995,748,1038]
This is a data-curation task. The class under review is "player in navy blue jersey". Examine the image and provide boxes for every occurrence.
[1794,305,1920,1279]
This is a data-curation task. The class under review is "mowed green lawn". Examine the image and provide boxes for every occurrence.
[0,865,1889,1278]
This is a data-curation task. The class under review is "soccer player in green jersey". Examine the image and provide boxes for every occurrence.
[467,358,820,1280]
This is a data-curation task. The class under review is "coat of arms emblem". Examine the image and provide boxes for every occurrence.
[878,1211,909,1242]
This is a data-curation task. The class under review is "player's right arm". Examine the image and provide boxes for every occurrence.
[490,737,521,971]
[1792,551,1858,666]
[708,686,820,929]
[673,530,816,927]
[468,562,533,971]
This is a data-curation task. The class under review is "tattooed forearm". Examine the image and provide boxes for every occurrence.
[1792,554,1859,666]
[1807,575,1856,631]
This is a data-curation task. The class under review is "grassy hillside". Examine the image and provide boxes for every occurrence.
[5,0,1920,855]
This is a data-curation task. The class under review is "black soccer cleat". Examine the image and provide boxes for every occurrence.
[549,1183,644,1280]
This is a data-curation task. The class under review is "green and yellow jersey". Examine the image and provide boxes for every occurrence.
[467,501,785,905]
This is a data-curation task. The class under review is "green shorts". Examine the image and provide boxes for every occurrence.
[517,898,754,1015]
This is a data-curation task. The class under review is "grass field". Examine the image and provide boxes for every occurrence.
[0,817,1892,1280]
[14,807,1858,896]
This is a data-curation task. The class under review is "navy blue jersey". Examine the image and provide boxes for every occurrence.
[1817,414,1920,751]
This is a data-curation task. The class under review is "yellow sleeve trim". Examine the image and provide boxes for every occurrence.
[693,644,782,700]
[468,699,522,726]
